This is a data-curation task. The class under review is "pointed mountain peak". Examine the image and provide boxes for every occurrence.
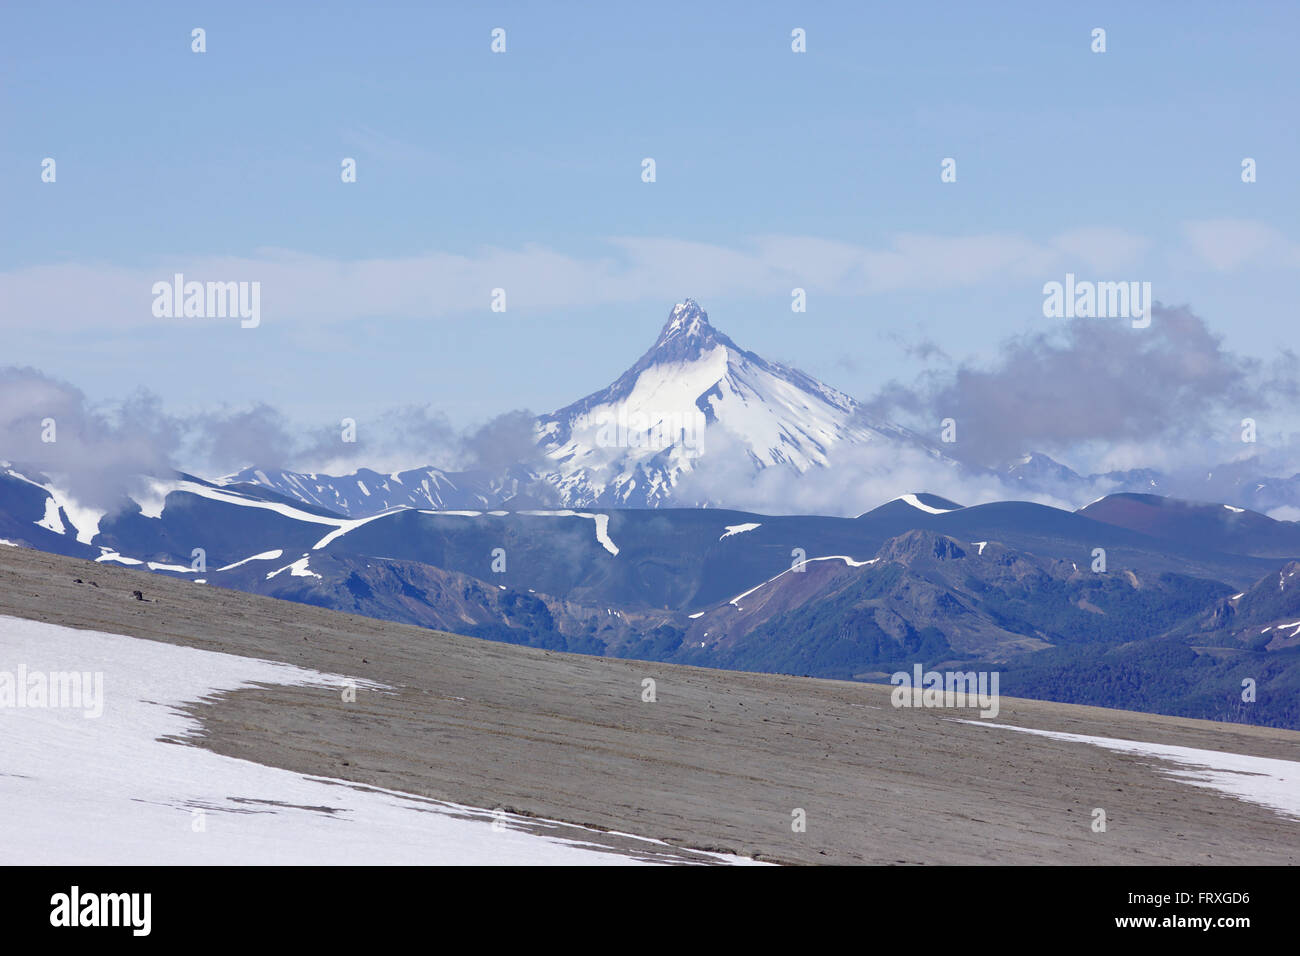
[654,298,718,350]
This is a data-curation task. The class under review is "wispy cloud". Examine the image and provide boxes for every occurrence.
[0,227,1161,332]
[1182,219,1300,272]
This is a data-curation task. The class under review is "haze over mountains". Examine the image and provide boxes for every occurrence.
[224,300,946,513]
[220,300,1300,520]
[4,299,1300,729]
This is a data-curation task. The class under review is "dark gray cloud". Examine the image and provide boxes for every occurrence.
[0,368,178,508]
[0,365,545,509]
[860,305,1299,468]
[460,409,545,472]
[193,403,298,475]
[285,405,460,475]
[6,303,1292,516]
[290,406,547,475]
[189,404,548,477]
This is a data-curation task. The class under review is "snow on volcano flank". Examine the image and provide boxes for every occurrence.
[536,299,921,507]
[220,298,946,515]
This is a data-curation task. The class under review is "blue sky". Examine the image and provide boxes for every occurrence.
[3,0,1298,445]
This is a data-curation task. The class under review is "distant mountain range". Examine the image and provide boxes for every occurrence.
[224,299,948,512]
[4,298,1300,728]
[221,300,1300,520]
[1004,452,1300,518]
[3,459,1298,728]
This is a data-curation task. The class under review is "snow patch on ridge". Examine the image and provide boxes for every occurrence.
[267,556,322,580]
[6,469,104,544]
[217,550,285,572]
[312,511,401,550]
[896,494,958,515]
[96,550,142,566]
[519,510,620,555]
[727,555,877,610]
[35,498,65,535]
[960,721,1300,822]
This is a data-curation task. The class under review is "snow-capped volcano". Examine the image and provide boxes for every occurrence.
[536,299,928,506]
[216,299,938,515]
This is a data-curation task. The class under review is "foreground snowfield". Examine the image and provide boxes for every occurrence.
[960,721,1300,821]
[0,615,755,865]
